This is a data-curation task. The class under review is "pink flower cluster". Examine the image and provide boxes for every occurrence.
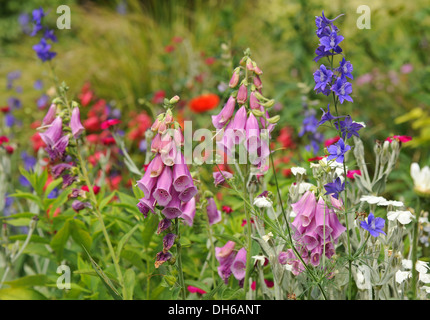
[215,241,247,286]
[136,106,197,268]
[278,191,346,275]
[212,54,277,173]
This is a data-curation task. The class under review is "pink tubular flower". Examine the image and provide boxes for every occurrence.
[173,156,193,192]
[237,84,248,105]
[231,247,247,281]
[346,169,361,179]
[215,241,236,284]
[101,118,121,129]
[70,107,85,139]
[42,103,57,126]
[180,197,196,226]
[385,135,412,143]
[213,170,233,187]
[206,197,222,225]
[187,286,206,295]
[154,166,173,206]
[212,96,235,129]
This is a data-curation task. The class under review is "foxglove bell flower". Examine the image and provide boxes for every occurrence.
[212,96,235,129]
[39,116,69,161]
[213,170,233,187]
[206,197,222,225]
[70,107,85,139]
[231,247,247,281]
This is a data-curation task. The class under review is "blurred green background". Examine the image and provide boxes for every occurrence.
[1,0,429,165]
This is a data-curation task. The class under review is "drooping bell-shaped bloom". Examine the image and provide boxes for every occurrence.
[150,154,165,178]
[155,251,172,268]
[70,107,85,139]
[245,113,261,164]
[180,197,196,226]
[229,105,247,144]
[213,170,233,187]
[178,183,198,203]
[136,160,157,199]
[314,197,333,240]
[231,247,247,281]
[157,218,172,235]
[212,96,235,129]
[215,241,237,284]
[173,155,193,192]
[291,191,317,228]
[161,189,183,219]
[137,196,156,218]
[163,233,177,253]
[42,103,57,126]
[40,116,63,147]
[206,197,222,225]
[153,166,173,206]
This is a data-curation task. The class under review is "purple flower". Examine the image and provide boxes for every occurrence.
[51,163,73,178]
[215,241,236,284]
[331,77,353,104]
[324,177,345,200]
[180,197,196,226]
[231,247,247,281]
[155,251,172,268]
[213,170,233,187]
[313,45,342,63]
[43,29,57,42]
[157,218,172,235]
[162,233,177,253]
[137,197,156,218]
[360,213,386,237]
[206,197,222,225]
[34,79,43,90]
[162,190,183,219]
[318,104,339,126]
[313,64,333,93]
[70,107,85,139]
[327,137,350,163]
[335,115,363,140]
[337,57,353,79]
[21,151,37,171]
[212,96,235,129]
[315,11,344,38]
[137,160,157,198]
[33,38,56,62]
[72,200,91,212]
[39,117,69,161]
[178,183,198,203]
[37,94,49,109]
[42,104,57,126]
[172,158,193,192]
[153,166,173,206]
[30,7,45,36]
[319,31,344,52]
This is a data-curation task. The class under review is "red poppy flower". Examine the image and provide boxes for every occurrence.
[189,93,220,113]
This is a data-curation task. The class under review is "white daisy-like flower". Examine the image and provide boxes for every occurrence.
[360,195,386,204]
[410,162,430,195]
[402,259,430,274]
[291,167,306,176]
[378,199,404,207]
[387,210,414,225]
[262,232,273,242]
[395,270,411,284]
[253,196,272,208]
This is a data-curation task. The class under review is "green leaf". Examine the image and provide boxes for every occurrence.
[47,188,70,218]
[82,246,123,300]
[44,177,63,200]
[0,288,47,300]
[50,220,71,261]
[9,191,43,209]
[9,234,50,244]
[99,191,117,211]
[203,281,225,300]
[116,224,140,259]
[142,214,159,249]
[123,269,136,300]
[69,219,92,250]
[3,275,51,288]
[35,168,48,197]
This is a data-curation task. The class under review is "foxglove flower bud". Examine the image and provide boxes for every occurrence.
[229,67,240,88]
[42,103,57,126]
[206,197,222,225]
[236,84,248,105]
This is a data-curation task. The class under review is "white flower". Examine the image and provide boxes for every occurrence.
[395,270,411,284]
[410,162,430,195]
[402,259,430,274]
[290,182,313,194]
[354,121,366,128]
[252,255,266,266]
[378,199,404,207]
[387,210,414,225]
[262,232,273,242]
[420,273,430,284]
[356,265,371,290]
[360,195,386,204]
[254,196,272,208]
[291,167,306,176]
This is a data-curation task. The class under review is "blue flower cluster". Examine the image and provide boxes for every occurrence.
[30,8,57,62]
[313,11,353,104]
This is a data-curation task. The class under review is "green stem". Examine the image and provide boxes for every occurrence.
[411,198,421,300]
[175,218,187,300]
